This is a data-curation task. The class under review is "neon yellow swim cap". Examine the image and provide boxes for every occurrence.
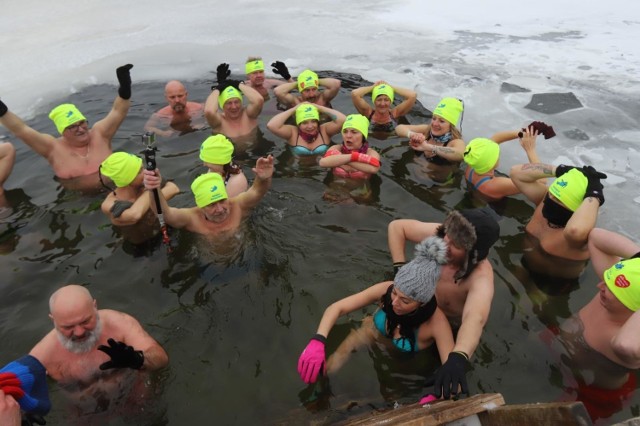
[372,84,394,104]
[100,152,143,188]
[48,104,87,135]
[245,59,264,74]
[295,104,320,125]
[200,135,234,165]
[297,69,319,92]
[218,86,243,109]
[604,258,640,311]
[342,114,369,140]
[432,98,463,127]
[191,173,228,208]
[463,138,500,175]
[548,168,588,211]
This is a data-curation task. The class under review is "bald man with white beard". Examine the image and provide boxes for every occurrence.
[29,285,168,394]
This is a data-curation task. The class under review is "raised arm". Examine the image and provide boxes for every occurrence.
[240,82,265,119]
[204,89,223,129]
[588,228,640,277]
[509,162,556,205]
[351,84,375,116]
[316,104,346,136]
[319,78,341,104]
[235,155,273,211]
[387,219,440,264]
[390,84,417,118]
[0,101,56,158]
[273,81,298,106]
[92,65,133,143]
[266,106,297,141]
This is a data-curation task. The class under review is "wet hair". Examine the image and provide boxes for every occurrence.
[224,162,242,176]
[379,284,438,351]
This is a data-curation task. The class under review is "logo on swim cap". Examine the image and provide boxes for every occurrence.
[557,179,568,188]
[66,111,73,118]
[616,274,631,288]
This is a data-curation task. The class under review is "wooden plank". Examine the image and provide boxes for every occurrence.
[477,402,592,426]
[341,393,505,426]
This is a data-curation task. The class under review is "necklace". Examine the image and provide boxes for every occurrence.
[71,144,90,159]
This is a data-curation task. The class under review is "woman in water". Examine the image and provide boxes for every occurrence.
[199,134,248,197]
[319,114,381,179]
[396,98,465,182]
[297,236,454,384]
[266,103,346,156]
[351,81,417,134]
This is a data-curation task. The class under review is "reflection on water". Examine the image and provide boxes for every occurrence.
[0,72,636,425]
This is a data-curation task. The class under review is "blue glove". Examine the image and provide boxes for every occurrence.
[434,351,469,399]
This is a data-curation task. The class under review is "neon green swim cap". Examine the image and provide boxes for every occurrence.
[295,104,320,125]
[48,104,87,135]
[245,59,264,74]
[297,69,319,92]
[342,114,369,140]
[191,173,228,208]
[463,138,500,175]
[548,168,588,212]
[604,258,640,311]
[200,135,234,165]
[218,86,243,109]
[372,84,394,104]
[432,97,463,127]
[100,152,143,188]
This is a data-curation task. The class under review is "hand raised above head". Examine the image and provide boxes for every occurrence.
[116,64,133,100]
[252,155,274,180]
[216,63,230,83]
[270,61,291,80]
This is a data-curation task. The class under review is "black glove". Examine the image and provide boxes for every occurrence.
[22,413,46,426]
[213,79,242,93]
[555,164,576,178]
[97,338,144,370]
[581,165,607,206]
[433,351,469,399]
[216,63,230,84]
[116,64,133,100]
[0,99,7,117]
[271,61,291,80]
[110,200,134,218]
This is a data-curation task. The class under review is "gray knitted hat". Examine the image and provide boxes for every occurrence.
[394,236,448,303]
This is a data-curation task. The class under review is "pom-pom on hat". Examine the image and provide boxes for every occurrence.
[394,236,448,303]
[0,355,50,416]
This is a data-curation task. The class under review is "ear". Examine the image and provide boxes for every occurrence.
[48,313,54,322]
[93,299,98,310]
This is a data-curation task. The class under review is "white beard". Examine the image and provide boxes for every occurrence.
[57,314,103,354]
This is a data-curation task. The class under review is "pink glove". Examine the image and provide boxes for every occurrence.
[419,394,438,404]
[297,335,326,384]
[350,152,381,167]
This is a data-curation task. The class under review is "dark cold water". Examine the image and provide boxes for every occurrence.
[0,72,635,425]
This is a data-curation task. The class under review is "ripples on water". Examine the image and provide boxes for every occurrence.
[0,72,630,425]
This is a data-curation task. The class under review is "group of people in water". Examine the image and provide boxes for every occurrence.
[0,57,638,425]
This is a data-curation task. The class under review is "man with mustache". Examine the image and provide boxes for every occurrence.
[144,80,204,138]
[143,155,274,236]
[28,285,168,389]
